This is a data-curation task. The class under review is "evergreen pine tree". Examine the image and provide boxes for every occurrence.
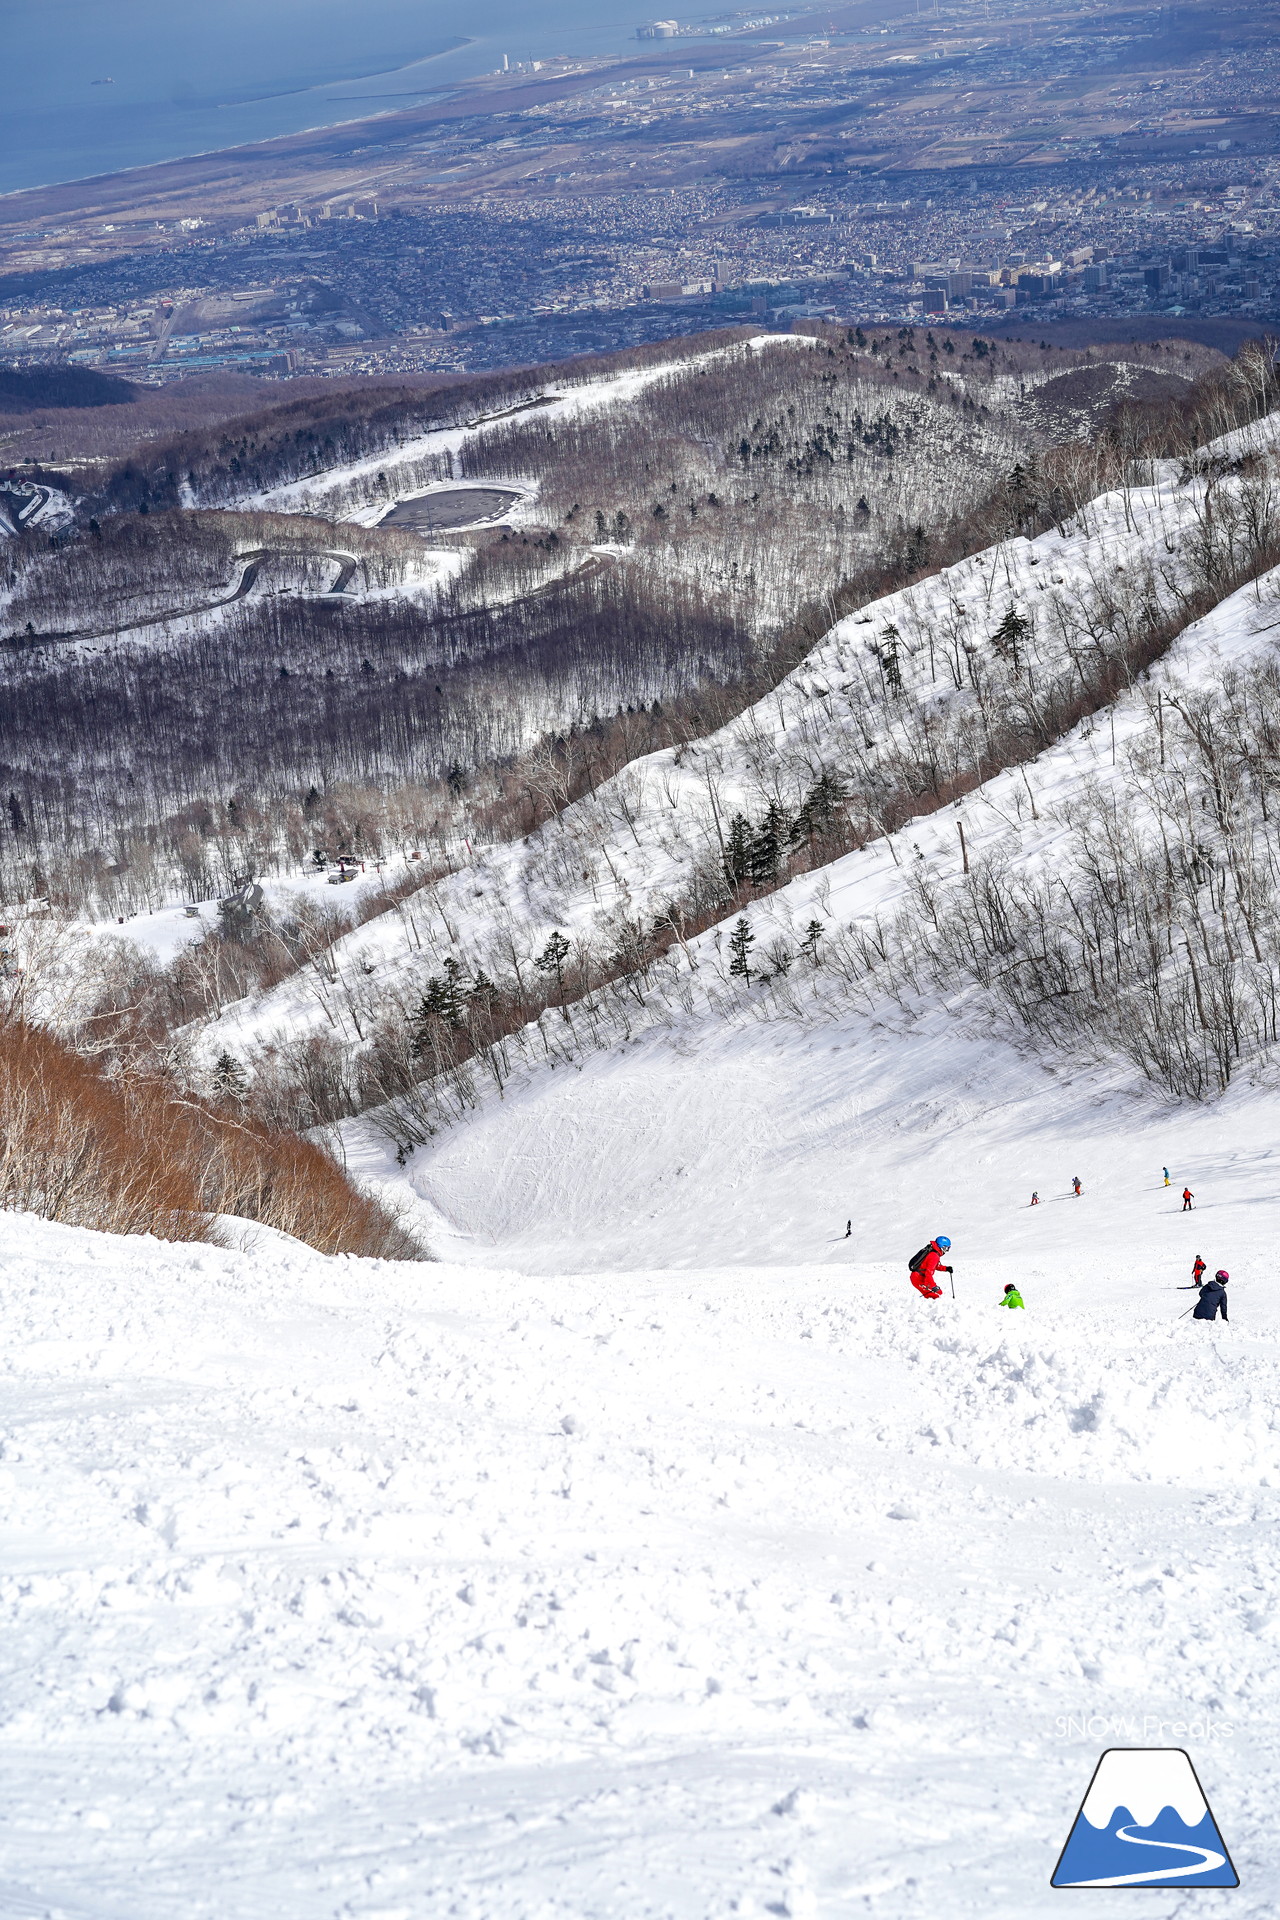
[211,1050,248,1099]
[724,813,751,889]
[536,930,572,995]
[800,919,826,962]
[728,917,755,981]
[878,624,903,696]
[748,801,790,886]
[468,968,499,1008]
[991,608,1030,672]
[793,772,845,845]
[440,956,465,1019]
[411,961,466,1051]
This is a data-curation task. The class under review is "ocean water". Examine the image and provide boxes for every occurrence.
[2,0,724,197]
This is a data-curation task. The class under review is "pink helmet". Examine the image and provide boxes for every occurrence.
[1215,1269,1229,1282]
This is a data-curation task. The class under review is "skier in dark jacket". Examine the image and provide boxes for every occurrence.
[1193,1270,1229,1322]
[909,1236,952,1300]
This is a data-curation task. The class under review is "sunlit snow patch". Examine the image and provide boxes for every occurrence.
[1051,1748,1238,1887]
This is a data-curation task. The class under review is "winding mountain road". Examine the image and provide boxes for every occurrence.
[10,546,360,646]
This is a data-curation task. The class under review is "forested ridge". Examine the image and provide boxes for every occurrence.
[1,328,1274,1157]
[2,324,1222,918]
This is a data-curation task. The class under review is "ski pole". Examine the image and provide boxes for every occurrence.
[950,1266,955,1300]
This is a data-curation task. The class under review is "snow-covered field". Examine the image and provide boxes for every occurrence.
[76,857,420,968]
[3,1061,1276,1917]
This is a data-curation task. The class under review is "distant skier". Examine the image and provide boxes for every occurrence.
[1192,1254,1206,1285]
[908,1235,952,1300]
[844,1220,852,1239]
[1164,1167,1171,1188]
[1072,1176,1082,1196]
[1192,1269,1229,1322]
[1182,1186,1194,1212]
[1030,1191,1040,1206]
[999,1284,1024,1309]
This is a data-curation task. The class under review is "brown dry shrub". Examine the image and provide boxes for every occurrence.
[0,1020,420,1259]
[0,1019,204,1239]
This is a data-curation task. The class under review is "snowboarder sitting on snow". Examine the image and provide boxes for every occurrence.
[999,1284,1024,1309]
[908,1236,952,1300]
[1193,1270,1229,1322]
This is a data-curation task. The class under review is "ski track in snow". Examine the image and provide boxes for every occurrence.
[3,1132,1280,1919]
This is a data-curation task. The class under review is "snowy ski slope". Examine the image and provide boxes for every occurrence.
[1,1129,1276,1916]
[383,549,1280,1273]
[9,404,1280,1917]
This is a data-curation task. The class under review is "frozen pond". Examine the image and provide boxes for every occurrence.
[379,486,521,532]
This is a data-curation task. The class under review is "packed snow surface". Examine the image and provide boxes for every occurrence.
[3,1066,1279,1917]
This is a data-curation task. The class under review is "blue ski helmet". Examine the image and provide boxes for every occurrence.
[936,1235,951,1250]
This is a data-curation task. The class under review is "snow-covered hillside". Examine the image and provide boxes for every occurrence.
[9,402,1280,1915]
[367,526,1278,1266]
[234,338,804,522]
[197,422,1280,1084]
[3,1156,1276,1917]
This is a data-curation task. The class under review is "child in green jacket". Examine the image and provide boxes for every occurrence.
[999,1284,1024,1309]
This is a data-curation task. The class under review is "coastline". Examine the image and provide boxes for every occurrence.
[0,36,480,204]
[0,45,702,224]
[219,35,472,113]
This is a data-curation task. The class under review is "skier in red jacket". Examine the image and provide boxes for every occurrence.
[909,1236,952,1299]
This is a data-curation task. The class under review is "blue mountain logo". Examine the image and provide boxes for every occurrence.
[1052,1748,1238,1888]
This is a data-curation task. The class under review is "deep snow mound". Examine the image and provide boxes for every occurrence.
[1,1205,1277,1915]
